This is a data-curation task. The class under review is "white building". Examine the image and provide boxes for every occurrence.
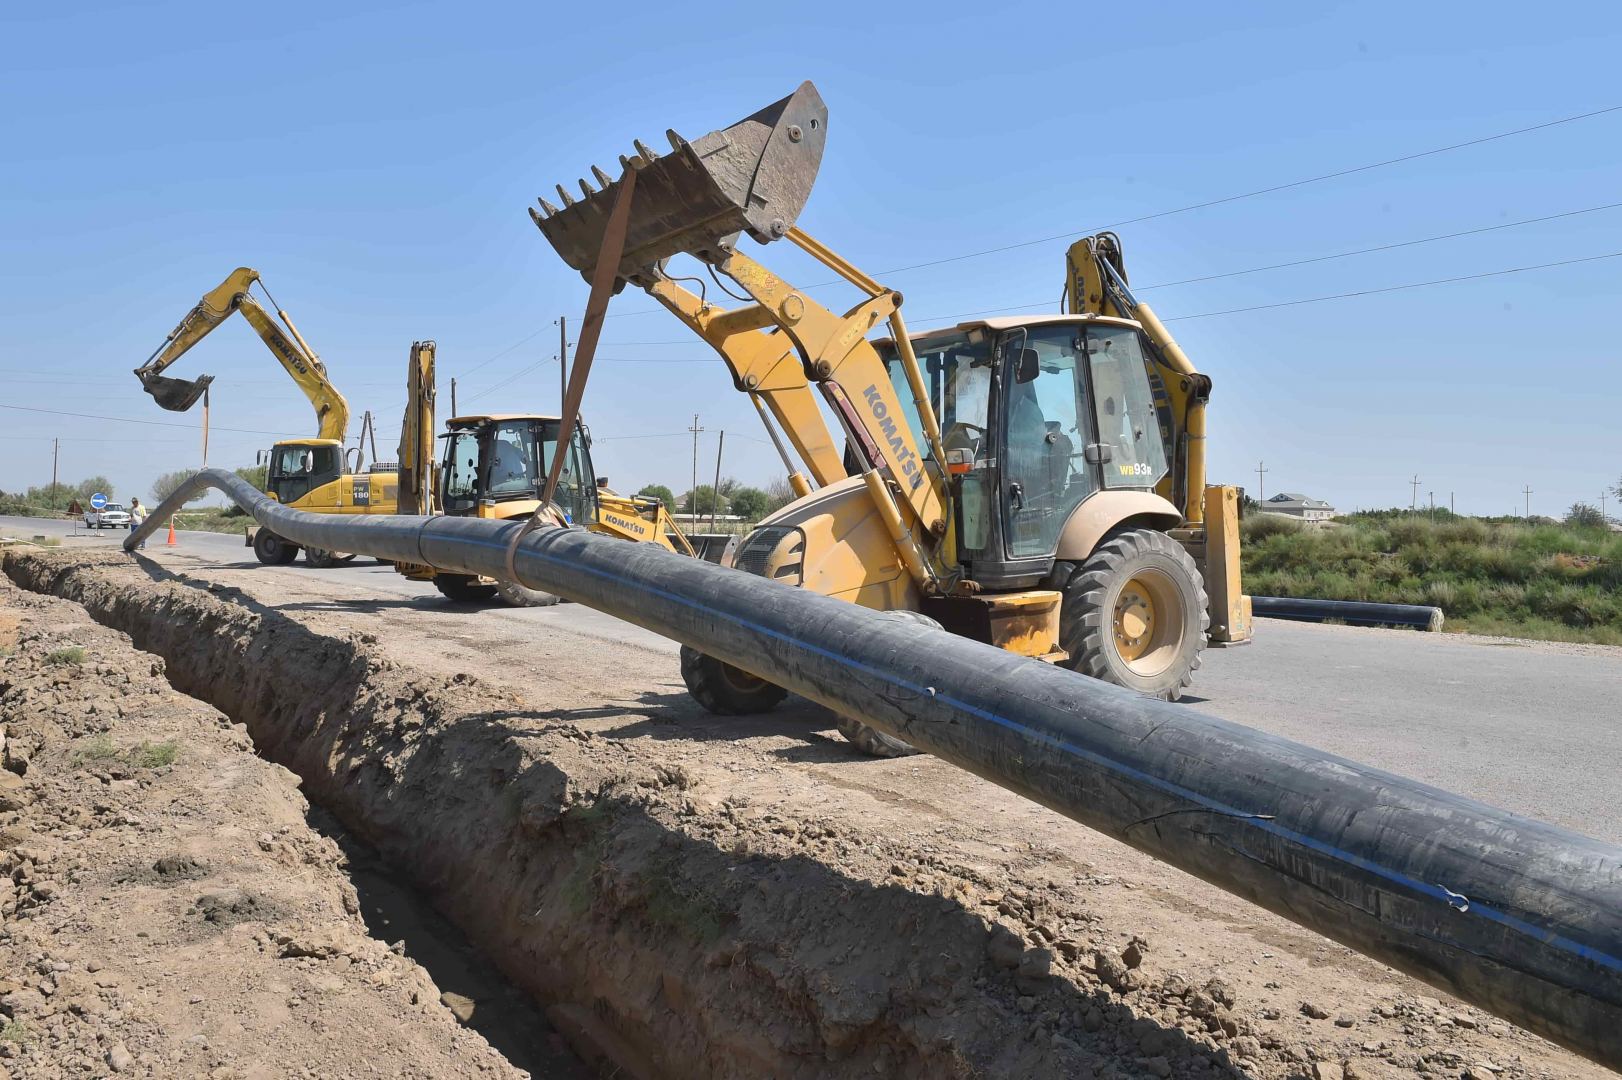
[1259,492,1336,521]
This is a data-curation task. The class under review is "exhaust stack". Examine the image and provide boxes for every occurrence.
[530,81,828,285]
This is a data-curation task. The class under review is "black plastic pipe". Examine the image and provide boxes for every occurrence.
[1253,595,1445,631]
[126,472,1622,1067]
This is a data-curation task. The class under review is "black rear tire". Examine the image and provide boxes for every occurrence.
[433,574,499,603]
[1048,527,1207,701]
[253,529,299,566]
[680,645,788,715]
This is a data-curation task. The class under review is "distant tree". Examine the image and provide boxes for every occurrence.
[636,484,676,511]
[151,470,207,506]
[234,465,268,492]
[764,477,798,513]
[684,485,729,515]
[729,486,770,521]
[715,476,742,497]
[12,476,114,512]
[1565,502,1605,528]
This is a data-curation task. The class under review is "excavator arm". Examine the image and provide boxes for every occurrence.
[134,267,351,443]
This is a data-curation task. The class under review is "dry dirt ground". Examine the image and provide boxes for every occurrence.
[2,547,1611,1080]
[0,569,584,1079]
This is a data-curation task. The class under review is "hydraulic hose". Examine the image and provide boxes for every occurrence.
[126,470,1622,1067]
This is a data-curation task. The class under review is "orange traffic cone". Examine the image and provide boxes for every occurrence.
[166,521,178,547]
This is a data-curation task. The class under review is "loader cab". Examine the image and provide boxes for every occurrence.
[882,315,1171,588]
[266,439,343,506]
[438,414,599,525]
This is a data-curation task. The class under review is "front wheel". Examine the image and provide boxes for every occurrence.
[433,574,499,603]
[303,547,356,568]
[494,579,561,607]
[680,645,788,715]
[1049,528,1208,701]
[252,529,299,566]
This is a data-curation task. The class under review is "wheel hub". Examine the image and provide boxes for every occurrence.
[1114,578,1157,661]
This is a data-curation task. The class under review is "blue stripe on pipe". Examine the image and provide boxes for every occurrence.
[439,528,1622,977]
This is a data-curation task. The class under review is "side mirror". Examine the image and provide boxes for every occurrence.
[1084,443,1113,465]
[595,476,609,488]
[1015,348,1040,384]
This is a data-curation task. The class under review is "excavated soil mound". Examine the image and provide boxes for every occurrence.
[0,571,541,1079]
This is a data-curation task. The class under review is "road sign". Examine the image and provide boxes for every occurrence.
[89,493,108,510]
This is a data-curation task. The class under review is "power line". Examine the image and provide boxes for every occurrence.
[587,100,1622,320]
[1137,200,1622,291]
[0,402,302,437]
[1164,249,1622,321]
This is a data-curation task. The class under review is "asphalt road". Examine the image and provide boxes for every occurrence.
[7,513,1619,841]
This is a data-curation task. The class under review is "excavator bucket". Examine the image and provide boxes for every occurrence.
[531,81,827,284]
[137,371,214,412]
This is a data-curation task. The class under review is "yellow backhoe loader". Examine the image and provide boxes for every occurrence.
[391,341,695,606]
[532,82,1250,755]
[133,267,397,566]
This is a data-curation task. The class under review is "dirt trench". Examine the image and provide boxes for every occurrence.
[4,549,1607,1080]
[0,564,583,1078]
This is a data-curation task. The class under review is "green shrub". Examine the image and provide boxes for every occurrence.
[46,646,86,666]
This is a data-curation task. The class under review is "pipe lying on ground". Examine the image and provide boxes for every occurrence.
[127,471,1622,1068]
[1253,595,1445,631]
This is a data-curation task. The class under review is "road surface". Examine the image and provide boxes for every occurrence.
[7,512,1619,841]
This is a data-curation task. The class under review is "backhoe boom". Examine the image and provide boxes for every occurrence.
[134,267,351,442]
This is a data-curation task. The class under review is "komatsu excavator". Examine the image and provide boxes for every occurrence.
[392,340,696,606]
[532,82,1250,755]
[133,267,397,566]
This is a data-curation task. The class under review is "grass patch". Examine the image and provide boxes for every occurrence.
[71,734,120,766]
[133,740,180,768]
[0,1019,32,1045]
[1242,515,1622,645]
[45,645,87,666]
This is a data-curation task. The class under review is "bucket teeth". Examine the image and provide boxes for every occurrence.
[528,206,544,227]
[532,82,827,286]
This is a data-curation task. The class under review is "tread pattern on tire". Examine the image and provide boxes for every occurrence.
[253,530,298,566]
[433,574,498,603]
[1049,527,1208,701]
[680,645,787,715]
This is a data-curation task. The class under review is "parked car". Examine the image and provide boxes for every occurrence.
[84,503,131,529]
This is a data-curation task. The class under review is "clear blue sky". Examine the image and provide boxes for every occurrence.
[3,1,1619,518]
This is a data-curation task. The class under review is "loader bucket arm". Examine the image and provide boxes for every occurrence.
[530,82,828,285]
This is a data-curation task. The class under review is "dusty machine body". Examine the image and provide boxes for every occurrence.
[391,342,695,606]
[132,267,398,565]
[531,82,1250,754]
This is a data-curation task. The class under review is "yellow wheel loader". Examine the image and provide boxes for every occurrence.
[391,342,695,607]
[133,268,398,566]
[531,82,1251,755]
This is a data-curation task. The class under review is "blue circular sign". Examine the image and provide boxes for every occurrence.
[89,493,108,510]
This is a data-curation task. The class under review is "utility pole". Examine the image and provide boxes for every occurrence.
[51,437,60,504]
[1450,492,1455,518]
[201,387,211,467]
[710,431,725,531]
[1602,489,1609,525]
[1254,460,1267,504]
[1523,484,1533,520]
[450,378,457,418]
[687,413,705,517]
[556,316,569,409]
[1429,491,1435,522]
[1409,475,1421,513]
